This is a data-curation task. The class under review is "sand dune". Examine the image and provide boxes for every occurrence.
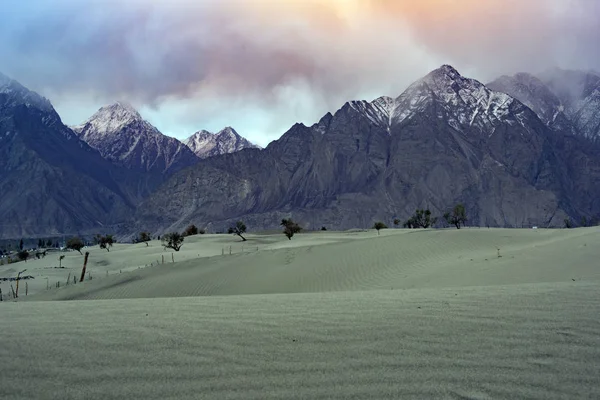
[2,227,600,399]
[0,230,366,299]
[2,282,600,399]
[19,227,600,301]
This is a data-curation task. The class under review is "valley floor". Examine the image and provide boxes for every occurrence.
[1,228,599,399]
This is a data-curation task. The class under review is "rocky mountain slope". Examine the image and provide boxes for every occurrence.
[2,65,599,238]
[72,102,198,174]
[132,65,600,234]
[489,69,600,139]
[0,73,138,238]
[184,127,259,159]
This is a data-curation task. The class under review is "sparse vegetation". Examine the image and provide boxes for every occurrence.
[444,204,467,229]
[66,237,84,254]
[199,228,206,235]
[17,250,29,262]
[162,232,184,251]
[99,235,114,252]
[228,221,247,241]
[183,224,199,237]
[372,221,388,235]
[404,209,437,229]
[138,232,151,246]
[281,219,302,240]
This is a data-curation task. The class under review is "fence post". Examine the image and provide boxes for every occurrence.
[25,282,28,296]
[172,253,174,263]
[229,246,232,255]
[162,255,164,264]
[79,252,90,283]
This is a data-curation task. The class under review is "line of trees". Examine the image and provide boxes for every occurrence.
[375,203,468,234]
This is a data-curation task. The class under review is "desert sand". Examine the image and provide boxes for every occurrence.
[1,227,599,399]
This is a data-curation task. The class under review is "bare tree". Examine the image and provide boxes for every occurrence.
[281,219,302,240]
[228,221,247,241]
[404,209,437,229]
[372,221,388,235]
[444,204,467,229]
[183,224,199,237]
[138,232,151,246]
[66,237,84,255]
[162,232,184,252]
[99,235,114,252]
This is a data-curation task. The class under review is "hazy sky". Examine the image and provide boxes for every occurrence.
[1,0,599,146]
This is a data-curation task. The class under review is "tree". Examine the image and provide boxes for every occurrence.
[321,226,327,231]
[228,221,247,241]
[38,239,43,248]
[580,216,588,227]
[99,235,114,252]
[405,209,437,229]
[19,239,24,251]
[17,250,29,262]
[372,221,388,235]
[444,204,467,229]
[46,239,53,247]
[564,218,572,229]
[138,232,151,246]
[281,219,302,240]
[183,224,199,237]
[66,237,84,255]
[162,232,184,251]
[393,218,400,227]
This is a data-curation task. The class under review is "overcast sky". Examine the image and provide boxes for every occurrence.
[1,0,598,146]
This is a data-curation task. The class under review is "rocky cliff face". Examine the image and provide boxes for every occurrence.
[2,65,599,239]
[0,73,137,238]
[490,69,600,140]
[132,66,600,235]
[184,127,260,159]
[72,102,198,174]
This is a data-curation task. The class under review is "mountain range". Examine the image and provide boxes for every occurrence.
[1,65,599,238]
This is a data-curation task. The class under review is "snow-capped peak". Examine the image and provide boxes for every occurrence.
[0,71,54,113]
[184,127,259,159]
[72,101,145,136]
[391,64,527,134]
[342,96,399,133]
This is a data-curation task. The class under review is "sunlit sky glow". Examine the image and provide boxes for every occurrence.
[1,0,598,146]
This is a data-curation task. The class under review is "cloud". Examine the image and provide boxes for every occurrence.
[0,0,598,145]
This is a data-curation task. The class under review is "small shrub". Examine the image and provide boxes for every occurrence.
[17,250,29,262]
[183,224,199,237]
[321,226,327,231]
[404,209,437,229]
[138,232,151,246]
